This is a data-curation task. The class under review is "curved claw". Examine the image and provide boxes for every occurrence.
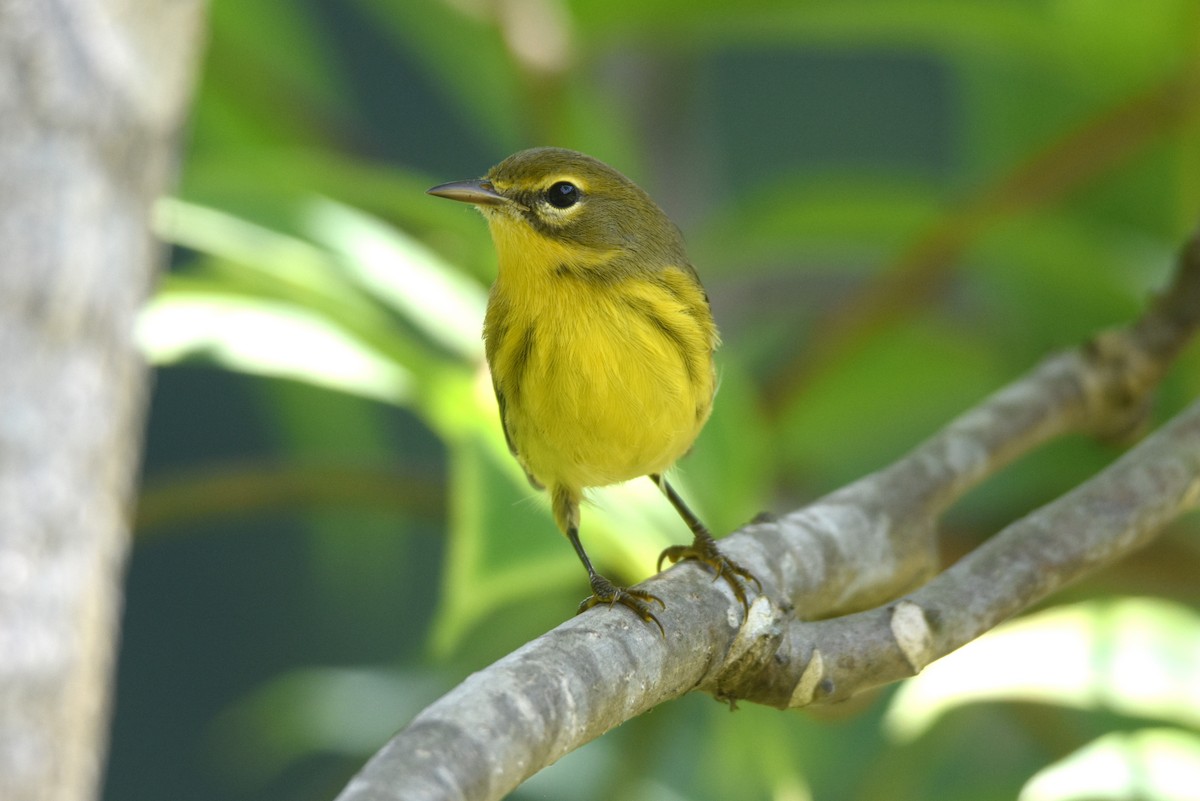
[656,535,761,614]
[577,574,666,637]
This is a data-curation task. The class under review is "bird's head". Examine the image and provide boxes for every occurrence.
[428,147,685,271]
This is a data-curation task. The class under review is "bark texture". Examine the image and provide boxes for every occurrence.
[0,2,204,799]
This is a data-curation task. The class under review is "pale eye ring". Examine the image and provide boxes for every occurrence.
[545,181,580,209]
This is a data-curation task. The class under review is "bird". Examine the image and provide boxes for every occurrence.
[428,147,759,634]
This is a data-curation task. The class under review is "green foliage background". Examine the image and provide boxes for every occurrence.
[109,2,1200,800]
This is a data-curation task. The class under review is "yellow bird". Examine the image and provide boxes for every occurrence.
[429,147,758,633]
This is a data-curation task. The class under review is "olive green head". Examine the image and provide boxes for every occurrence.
[428,147,687,263]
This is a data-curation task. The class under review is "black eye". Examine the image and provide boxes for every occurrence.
[545,181,580,209]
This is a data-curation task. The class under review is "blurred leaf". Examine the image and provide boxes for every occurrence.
[351,0,527,152]
[780,318,1003,487]
[193,0,351,153]
[430,429,575,657]
[569,0,1052,62]
[695,176,946,277]
[706,702,814,801]
[1019,728,1200,801]
[152,198,487,385]
[157,198,351,295]
[135,461,443,534]
[965,212,1158,360]
[885,598,1200,742]
[208,666,449,789]
[302,198,487,360]
[178,148,502,287]
[138,292,413,404]
[207,0,344,105]
[1047,0,1200,92]
[682,358,774,534]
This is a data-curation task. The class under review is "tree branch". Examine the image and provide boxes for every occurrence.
[730,394,1200,707]
[335,227,1200,801]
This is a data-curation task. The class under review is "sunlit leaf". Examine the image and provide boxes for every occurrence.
[138,292,413,404]
[428,418,685,655]
[885,598,1200,742]
[301,198,487,360]
[708,701,815,801]
[178,148,501,282]
[1019,728,1200,801]
[156,198,344,294]
[154,198,465,382]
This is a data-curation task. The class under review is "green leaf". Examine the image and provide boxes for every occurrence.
[1019,728,1200,801]
[694,176,946,278]
[178,149,500,280]
[570,0,1054,63]
[964,212,1158,362]
[350,0,526,152]
[429,430,575,657]
[192,0,350,153]
[301,198,487,361]
[137,291,413,404]
[780,317,1003,487]
[152,198,478,387]
[207,666,450,788]
[682,358,774,534]
[885,598,1200,741]
[156,198,348,296]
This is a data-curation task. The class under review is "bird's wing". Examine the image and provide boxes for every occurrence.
[494,385,543,490]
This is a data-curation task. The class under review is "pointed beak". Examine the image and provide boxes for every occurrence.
[427,178,507,207]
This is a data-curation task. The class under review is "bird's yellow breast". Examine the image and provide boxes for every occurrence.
[483,222,717,493]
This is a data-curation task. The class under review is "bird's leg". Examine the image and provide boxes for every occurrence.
[553,485,665,636]
[650,474,761,613]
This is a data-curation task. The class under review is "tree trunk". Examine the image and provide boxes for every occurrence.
[0,2,204,799]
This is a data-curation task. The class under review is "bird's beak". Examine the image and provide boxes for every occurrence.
[427,178,507,207]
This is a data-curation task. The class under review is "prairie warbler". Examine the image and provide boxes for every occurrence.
[429,147,758,633]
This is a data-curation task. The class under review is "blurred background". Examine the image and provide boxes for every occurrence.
[107,1,1200,800]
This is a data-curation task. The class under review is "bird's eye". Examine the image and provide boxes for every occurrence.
[545,181,580,209]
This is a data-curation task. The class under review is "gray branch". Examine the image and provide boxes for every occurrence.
[0,2,203,800]
[336,230,1200,801]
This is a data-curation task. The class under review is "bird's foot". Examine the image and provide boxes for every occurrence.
[657,533,761,614]
[577,573,665,637]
